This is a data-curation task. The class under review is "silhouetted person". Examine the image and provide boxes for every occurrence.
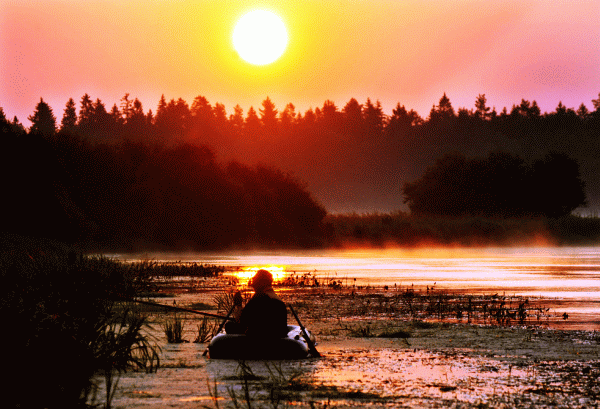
[226,270,288,338]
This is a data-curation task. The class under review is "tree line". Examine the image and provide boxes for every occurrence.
[2,91,600,249]
[17,92,600,150]
[16,91,600,211]
[1,108,327,249]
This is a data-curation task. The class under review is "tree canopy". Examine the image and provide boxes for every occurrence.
[402,151,586,218]
[2,90,600,248]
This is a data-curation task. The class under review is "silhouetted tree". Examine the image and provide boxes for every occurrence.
[402,153,470,217]
[88,98,113,138]
[342,98,363,136]
[0,107,12,134]
[279,103,297,134]
[517,99,541,119]
[245,106,261,138]
[229,104,245,138]
[386,103,421,137]
[119,93,133,122]
[122,98,148,139]
[319,100,340,132]
[530,152,586,217]
[591,93,600,112]
[213,102,229,136]
[402,151,586,218]
[429,93,455,124]
[77,94,94,135]
[259,97,278,136]
[474,94,491,120]
[10,116,26,135]
[155,97,189,141]
[28,98,56,137]
[577,103,590,120]
[189,95,214,142]
[60,98,77,133]
[363,98,385,136]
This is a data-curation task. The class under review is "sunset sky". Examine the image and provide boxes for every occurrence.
[1,0,599,126]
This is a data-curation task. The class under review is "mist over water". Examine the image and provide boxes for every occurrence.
[114,246,600,325]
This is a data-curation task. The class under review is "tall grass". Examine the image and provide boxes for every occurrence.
[0,233,159,408]
[194,316,219,343]
[94,307,160,408]
[164,314,186,343]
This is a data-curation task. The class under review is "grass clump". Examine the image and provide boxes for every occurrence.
[164,314,186,343]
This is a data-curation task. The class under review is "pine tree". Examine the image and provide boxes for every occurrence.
[363,98,384,136]
[28,98,56,137]
[474,94,490,120]
[259,97,278,135]
[245,106,262,138]
[60,98,77,133]
[78,94,94,134]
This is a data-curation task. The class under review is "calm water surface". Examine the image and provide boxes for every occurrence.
[104,247,600,408]
[116,246,600,326]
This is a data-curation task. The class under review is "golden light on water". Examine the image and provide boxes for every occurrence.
[235,266,287,282]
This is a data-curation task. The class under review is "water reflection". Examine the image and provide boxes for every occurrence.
[113,246,600,317]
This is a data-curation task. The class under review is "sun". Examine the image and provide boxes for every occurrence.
[232,10,288,66]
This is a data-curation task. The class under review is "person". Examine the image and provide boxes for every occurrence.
[225,269,288,338]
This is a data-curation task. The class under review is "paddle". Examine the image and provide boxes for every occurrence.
[132,299,234,321]
[289,304,321,358]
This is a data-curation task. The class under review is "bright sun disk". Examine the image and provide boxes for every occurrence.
[232,10,288,66]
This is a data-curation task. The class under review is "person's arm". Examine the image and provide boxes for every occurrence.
[232,291,243,321]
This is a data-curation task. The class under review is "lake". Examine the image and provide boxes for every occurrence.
[114,246,600,330]
[103,246,600,408]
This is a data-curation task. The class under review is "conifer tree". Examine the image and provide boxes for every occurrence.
[259,97,278,135]
[28,98,56,137]
[60,98,77,133]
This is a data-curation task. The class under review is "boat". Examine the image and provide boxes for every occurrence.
[207,325,316,360]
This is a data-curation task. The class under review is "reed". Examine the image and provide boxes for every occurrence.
[194,316,219,343]
[0,233,160,408]
[94,307,160,409]
[163,314,186,343]
[280,286,553,329]
[213,289,246,314]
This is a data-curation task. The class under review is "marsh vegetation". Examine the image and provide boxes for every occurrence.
[5,239,599,408]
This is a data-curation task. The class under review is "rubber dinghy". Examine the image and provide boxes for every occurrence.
[208,325,316,360]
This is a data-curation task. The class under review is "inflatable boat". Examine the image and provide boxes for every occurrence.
[207,325,316,360]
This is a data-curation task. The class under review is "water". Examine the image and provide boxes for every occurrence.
[102,246,600,408]
[117,246,600,323]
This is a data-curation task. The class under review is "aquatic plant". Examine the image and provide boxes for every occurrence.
[136,260,226,277]
[93,307,160,409]
[194,315,219,343]
[0,233,160,408]
[214,289,247,314]
[163,314,186,343]
[221,361,306,409]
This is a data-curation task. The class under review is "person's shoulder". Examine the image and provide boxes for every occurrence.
[269,296,286,308]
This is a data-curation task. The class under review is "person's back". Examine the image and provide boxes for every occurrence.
[226,269,288,338]
[240,292,288,338]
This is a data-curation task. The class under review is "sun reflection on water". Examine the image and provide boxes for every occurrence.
[234,265,287,283]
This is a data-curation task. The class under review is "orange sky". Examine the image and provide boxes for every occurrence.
[1,0,599,126]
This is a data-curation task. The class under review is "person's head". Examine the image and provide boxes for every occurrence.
[250,269,273,292]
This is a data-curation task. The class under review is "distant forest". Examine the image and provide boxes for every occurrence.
[2,91,600,249]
